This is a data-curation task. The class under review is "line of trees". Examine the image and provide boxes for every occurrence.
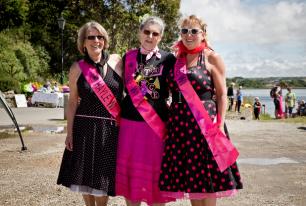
[226,77,306,89]
[0,0,181,92]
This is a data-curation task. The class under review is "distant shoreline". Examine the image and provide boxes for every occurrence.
[239,87,306,89]
[226,76,306,89]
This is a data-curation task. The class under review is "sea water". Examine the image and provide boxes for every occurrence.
[241,88,306,116]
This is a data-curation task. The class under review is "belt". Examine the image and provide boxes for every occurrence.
[172,91,213,103]
[75,114,117,125]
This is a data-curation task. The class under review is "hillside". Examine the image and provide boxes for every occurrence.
[227,76,306,88]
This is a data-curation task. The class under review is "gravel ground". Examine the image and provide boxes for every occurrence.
[1,115,306,205]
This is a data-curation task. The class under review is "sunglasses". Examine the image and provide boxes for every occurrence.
[143,30,160,37]
[180,28,203,35]
[86,35,105,40]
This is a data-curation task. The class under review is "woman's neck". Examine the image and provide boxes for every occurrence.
[186,53,199,68]
[140,46,157,54]
[88,53,102,63]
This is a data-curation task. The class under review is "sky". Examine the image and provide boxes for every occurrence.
[179,0,306,78]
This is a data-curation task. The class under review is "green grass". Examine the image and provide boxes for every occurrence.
[0,132,18,140]
[258,113,306,124]
[259,113,273,120]
[279,116,306,124]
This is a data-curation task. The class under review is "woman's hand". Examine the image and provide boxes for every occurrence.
[218,125,226,135]
[64,62,80,152]
[65,136,73,151]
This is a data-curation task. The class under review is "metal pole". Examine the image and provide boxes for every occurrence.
[61,28,64,85]
[0,93,27,151]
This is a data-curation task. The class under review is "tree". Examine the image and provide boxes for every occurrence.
[0,0,29,31]
[1,0,181,84]
[0,30,51,92]
[153,0,181,50]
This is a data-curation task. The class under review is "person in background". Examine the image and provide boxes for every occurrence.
[227,82,234,111]
[271,85,284,119]
[236,85,243,113]
[53,82,60,93]
[297,100,306,116]
[285,87,296,118]
[159,14,242,206]
[115,16,176,206]
[57,21,123,206]
[253,97,261,120]
[41,81,52,93]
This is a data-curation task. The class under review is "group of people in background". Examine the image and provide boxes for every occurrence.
[40,81,60,93]
[271,85,305,119]
[226,83,243,113]
[227,83,305,120]
[56,14,242,206]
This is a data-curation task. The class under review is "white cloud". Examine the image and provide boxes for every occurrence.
[226,57,306,77]
[180,0,306,77]
[180,0,306,44]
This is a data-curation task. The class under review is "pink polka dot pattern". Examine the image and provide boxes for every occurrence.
[159,52,242,196]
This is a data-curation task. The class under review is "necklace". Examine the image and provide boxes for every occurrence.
[186,53,199,69]
[134,51,161,99]
[138,53,158,77]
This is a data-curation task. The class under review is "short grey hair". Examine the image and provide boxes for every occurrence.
[139,16,165,36]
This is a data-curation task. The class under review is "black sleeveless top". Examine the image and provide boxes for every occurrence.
[76,55,123,117]
[171,52,215,102]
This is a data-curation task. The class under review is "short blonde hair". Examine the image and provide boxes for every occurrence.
[180,15,207,32]
[77,21,109,55]
[180,15,208,42]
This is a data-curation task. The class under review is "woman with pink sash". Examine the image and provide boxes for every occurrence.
[115,16,176,206]
[159,15,243,206]
[57,21,123,206]
[273,85,285,119]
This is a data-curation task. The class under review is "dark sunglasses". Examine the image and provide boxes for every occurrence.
[181,28,203,35]
[86,35,105,40]
[143,30,160,37]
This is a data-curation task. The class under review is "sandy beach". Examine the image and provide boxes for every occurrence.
[0,108,306,206]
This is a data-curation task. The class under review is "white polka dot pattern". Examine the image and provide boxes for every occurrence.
[57,64,123,196]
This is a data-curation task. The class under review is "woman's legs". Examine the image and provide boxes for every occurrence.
[126,199,165,206]
[230,97,234,111]
[254,110,259,120]
[95,196,109,206]
[237,100,242,113]
[274,98,280,118]
[191,198,217,206]
[83,194,108,206]
[126,199,141,206]
[83,194,95,206]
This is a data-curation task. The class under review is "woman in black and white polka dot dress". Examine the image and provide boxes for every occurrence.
[57,21,123,206]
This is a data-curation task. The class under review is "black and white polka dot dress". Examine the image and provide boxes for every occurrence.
[57,60,123,196]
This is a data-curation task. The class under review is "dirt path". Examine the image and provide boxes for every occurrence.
[0,119,306,206]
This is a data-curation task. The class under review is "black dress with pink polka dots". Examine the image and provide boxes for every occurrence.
[159,52,243,198]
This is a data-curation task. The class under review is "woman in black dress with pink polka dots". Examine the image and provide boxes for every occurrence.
[159,15,243,206]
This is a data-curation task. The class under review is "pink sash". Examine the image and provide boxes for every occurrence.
[174,56,239,172]
[78,60,121,122]
[125,49,166,139]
